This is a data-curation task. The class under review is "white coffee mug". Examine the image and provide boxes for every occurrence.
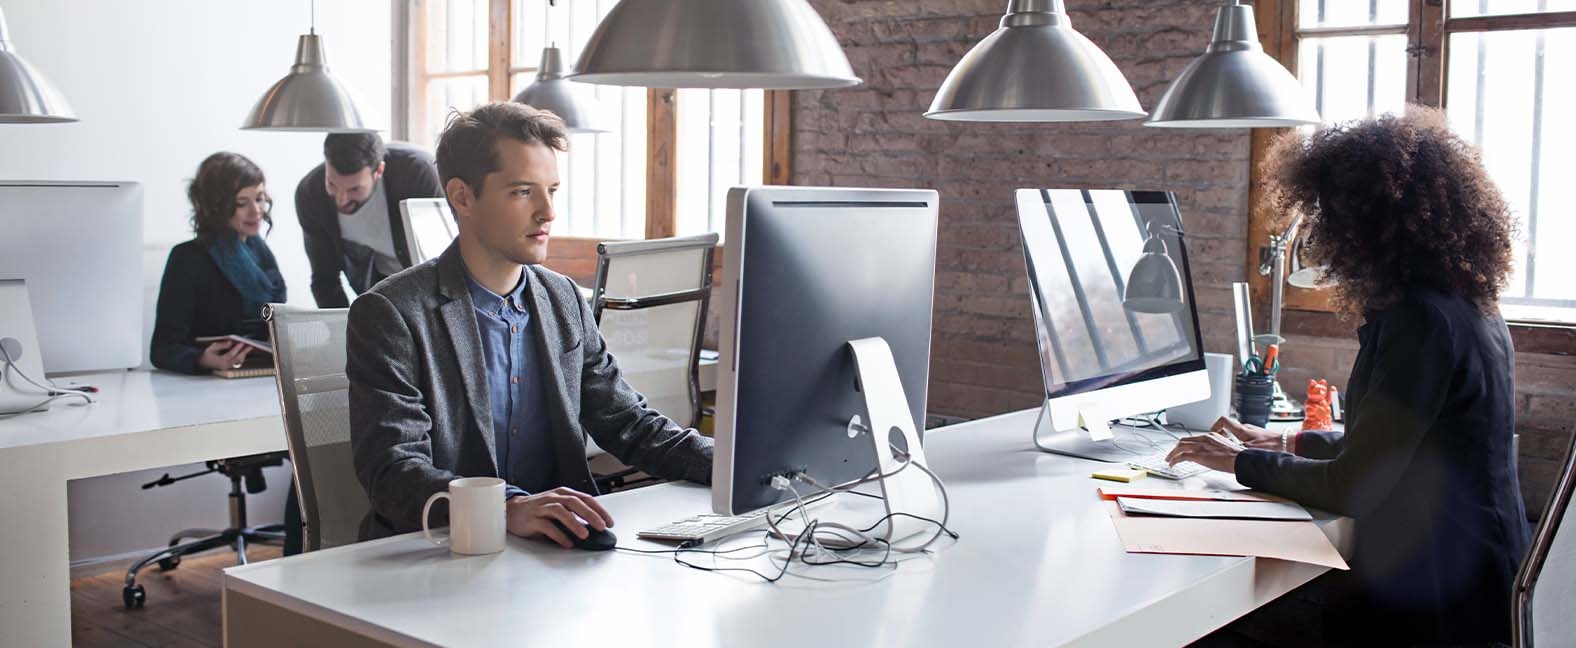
[422,476,507,555]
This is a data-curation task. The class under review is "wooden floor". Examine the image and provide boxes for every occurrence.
[71,545,282,648]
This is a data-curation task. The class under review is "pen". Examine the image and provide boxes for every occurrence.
[1214,429,1245,450]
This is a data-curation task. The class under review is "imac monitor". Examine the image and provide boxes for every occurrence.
[0,280,51,413]
[399,198,459,265]
[713,186,939,517]
[0,182,143,373]
[1014,189,1208,462]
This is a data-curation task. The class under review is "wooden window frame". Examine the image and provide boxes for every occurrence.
[409,1,792,283]
[1247,0,1576,351]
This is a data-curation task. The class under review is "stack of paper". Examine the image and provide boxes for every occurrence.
[1100,486,1348,570]
[1116,498,1313,521]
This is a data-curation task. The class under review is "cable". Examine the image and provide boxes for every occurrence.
[0,347,93,416]
[767,441,957,556]
[1,344,95,400]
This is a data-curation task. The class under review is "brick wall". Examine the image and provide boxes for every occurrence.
[793,0,1576,515]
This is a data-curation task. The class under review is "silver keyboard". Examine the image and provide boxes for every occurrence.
[638,509,773,544]
[1128,453,1208,480]
[639,497,832,544]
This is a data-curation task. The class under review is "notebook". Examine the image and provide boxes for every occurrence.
[194,335,273,355]
[211,367,276,380]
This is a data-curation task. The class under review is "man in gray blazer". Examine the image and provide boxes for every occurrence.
[346,103,713,546]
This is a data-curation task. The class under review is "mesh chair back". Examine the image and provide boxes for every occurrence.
[266,304,365,552]
[1516,429,1576,647]
[592,234,718,430]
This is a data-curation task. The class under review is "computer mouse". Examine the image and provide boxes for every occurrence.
[550,519,617,551]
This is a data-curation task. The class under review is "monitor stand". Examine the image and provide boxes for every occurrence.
[1031,400,1181,463]
[847,337,944,546]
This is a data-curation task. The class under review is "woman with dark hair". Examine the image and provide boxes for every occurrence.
[1168,108,1530,646]
[151,152,286,374]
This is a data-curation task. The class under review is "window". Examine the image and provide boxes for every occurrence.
[404,0,785,246]
[1251,0,1576,325]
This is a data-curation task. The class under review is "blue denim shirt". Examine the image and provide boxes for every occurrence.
[464,268,556,499]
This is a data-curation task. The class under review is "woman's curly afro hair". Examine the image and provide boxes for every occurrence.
[1263,106,1516,317]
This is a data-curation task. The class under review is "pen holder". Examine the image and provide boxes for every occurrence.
[1234,373,1275,428]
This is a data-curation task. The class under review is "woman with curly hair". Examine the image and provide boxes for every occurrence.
[151,152,285,373]
[1167,108,1530,645]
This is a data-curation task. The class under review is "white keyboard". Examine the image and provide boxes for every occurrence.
[637,509,774,544]
[639,496,833,544]
[1128,453,1208,480]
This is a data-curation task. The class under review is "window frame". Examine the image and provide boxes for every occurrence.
[403,0,792,279]
[1247,0,1576,344]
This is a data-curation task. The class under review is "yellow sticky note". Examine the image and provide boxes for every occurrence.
[1092,468,1148,483]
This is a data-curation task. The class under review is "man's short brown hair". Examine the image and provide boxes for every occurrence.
[435,102,569,198]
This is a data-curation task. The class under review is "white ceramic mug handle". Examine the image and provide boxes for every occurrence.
[422,491,450,547]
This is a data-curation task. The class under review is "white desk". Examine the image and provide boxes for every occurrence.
[223,409,1351,648]
[0,370,286,647]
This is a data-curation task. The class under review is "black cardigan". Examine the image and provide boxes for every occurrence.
[1236,288,1531,645]
[295,142,444,309]
[150,239,285,375]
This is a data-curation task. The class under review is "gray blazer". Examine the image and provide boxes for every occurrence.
[346,243,713,540]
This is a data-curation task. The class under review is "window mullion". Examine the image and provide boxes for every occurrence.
[1413,0,1446,106]
[646,89,678,240]
[487,0,511,102]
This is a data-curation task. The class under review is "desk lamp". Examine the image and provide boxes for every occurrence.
[1257,212,1331,420]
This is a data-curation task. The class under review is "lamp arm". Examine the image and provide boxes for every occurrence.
[1258,211,1304,338]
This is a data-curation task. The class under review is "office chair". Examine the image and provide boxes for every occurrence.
[1513,428,1576,647]
[265,304,368,553]
[122,452,288,608]
[588,234,719,491]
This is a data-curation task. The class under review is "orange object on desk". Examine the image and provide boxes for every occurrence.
[1304,379,1334,430]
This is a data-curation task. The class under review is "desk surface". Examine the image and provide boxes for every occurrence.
[1,369,288,647]
[225,409,1348,648]
[0,369,281,451]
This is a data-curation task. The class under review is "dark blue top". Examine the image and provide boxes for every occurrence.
[1236,288,1531,645]
[465,268,556,498]
[151,237,286,375]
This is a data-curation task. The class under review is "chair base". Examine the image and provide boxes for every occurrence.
[121,524,284,608]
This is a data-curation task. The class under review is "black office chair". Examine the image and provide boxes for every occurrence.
[120,451,289,608]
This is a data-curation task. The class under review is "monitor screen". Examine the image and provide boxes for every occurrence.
[1017,189,1203,399]
[405,199,457,263]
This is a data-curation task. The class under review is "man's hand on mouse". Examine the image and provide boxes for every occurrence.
[505,487,614,548]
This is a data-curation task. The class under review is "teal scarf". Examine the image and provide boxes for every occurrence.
[207,235,285,319]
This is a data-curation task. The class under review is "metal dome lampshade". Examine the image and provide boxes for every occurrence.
[514,46,608,134]
[1123,224,1185,314]
[242,19,378,133]
[925,0,1145,123]
[0,6,76,123]
[570,0,860,90]
[1146,1,1319,128]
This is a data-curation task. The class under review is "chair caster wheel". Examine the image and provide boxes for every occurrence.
[122,584,146,609]
[158,555,180,571]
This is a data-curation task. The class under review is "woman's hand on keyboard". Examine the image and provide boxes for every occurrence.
[1166,433,1243,474]
[1209,417,1279,451]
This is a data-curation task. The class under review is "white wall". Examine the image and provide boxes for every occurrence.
[0,0,392,565]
